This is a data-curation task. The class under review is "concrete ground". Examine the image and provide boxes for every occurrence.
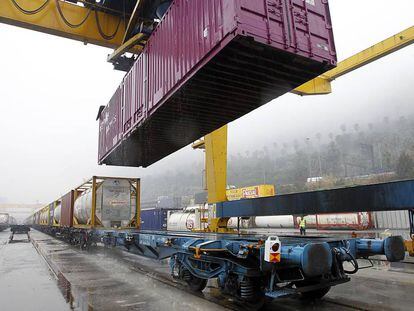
[0,229,413,311]
[0,230,69,311]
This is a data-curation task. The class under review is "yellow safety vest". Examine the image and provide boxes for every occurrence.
[299,219,306,228]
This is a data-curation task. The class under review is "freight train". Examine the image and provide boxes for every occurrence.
[27,177,139,232]
[28,176,407,304]
[0,213,16,232]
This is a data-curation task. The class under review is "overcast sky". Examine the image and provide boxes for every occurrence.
[0,0,413,204]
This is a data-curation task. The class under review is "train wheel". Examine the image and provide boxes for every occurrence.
[182,269,208,292]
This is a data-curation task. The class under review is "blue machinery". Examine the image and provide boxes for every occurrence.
[33,179,413,301]
[57,180,413,302]
[96,230,405,301]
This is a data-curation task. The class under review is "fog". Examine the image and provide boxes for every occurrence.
[0,0,413,204]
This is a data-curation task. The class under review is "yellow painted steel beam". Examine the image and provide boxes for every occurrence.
[203,125,235,233]
[91,176,97,228]
[293,26,414,95]
[405,238,414,257]
[191,139,205,150]
[122,0,143,43]
[0,0,125,49]
[205,125,227,204]
[107,32,144,62]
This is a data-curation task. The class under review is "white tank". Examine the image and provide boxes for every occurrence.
[254,215,295,228]
[0,213,9,225]
[167,212,196,231]
[74,179,135,228]
[227,217,251,229]
[54,204,62,224]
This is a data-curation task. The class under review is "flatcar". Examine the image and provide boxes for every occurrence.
[28,176,407,304]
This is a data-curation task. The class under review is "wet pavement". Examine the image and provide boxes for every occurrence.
[0,230,69,311]
[30,230,223,311]
[1,229,413,311]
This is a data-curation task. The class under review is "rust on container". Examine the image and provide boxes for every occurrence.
[99,0,336,167]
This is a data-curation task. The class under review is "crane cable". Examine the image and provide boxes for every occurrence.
[55,0,92,29]
[10,0,122,40]
[10,0,49,15]
[94,10,122,41]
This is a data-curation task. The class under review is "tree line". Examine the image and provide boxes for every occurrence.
[141,115,414,202]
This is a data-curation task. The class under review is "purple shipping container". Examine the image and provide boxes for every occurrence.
[98,86,123,161]
[99,0,336,167]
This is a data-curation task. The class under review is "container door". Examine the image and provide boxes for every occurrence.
[123,69,134,133]
[61,191,74,227]
[162,210,168,230]
[287,0,335,61]
[239,0,289,48]
[99,85,123,160]
[133,52,147,125]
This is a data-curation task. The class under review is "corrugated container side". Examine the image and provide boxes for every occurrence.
[99,0,336,167]
[98,86,123,161]
[140,208,169,230]
[374,210,410,230]
[61,191,75,227]
[141,209,161,230]
[147,0,232,112]
[288,0,335,62]
[123,53,147,134]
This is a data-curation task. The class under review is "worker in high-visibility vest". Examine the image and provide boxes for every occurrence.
[299,217,306,236]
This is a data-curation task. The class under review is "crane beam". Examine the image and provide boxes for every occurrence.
[293,26,414,95]
[0,0,126,49]
[122,0,144,44]
[107,32,145,63]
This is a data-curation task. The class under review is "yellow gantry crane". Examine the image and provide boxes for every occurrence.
[0,0,160,70]
[0,0,126,48]
[194,26,414,233]
[294,26,414,95]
